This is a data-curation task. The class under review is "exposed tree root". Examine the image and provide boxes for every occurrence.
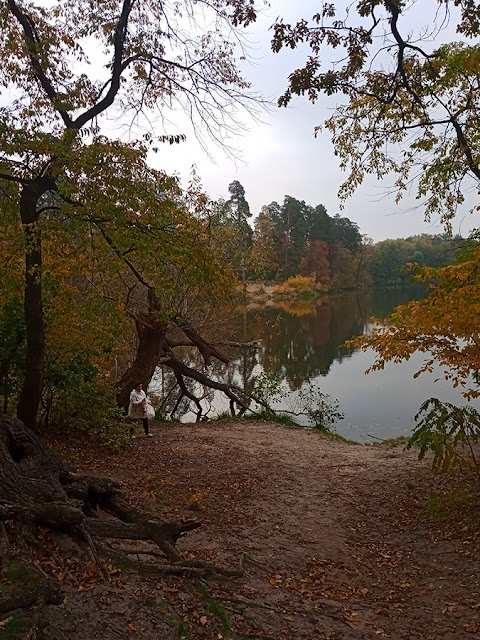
[0,414,238,633]
[0,561,62,615]
[97,543,242,577]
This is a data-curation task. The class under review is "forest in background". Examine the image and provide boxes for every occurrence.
[0,166,469,432]
[213,179,464,289]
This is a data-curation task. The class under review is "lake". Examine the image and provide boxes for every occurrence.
[185,287,475,443]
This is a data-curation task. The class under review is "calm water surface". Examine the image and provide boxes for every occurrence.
[202,288,475,443]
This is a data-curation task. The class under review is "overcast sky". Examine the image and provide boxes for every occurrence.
[149,0,477,242]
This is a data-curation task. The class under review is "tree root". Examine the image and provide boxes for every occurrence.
[98,543,242,577]
[85,514,201,562]
[0,560,62,615]
[0,414,239,627]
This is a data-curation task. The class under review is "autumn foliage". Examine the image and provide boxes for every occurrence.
[348,248,480,400]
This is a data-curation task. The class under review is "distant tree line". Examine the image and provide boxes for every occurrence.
[213,181,463,289]
[369,235,462,287]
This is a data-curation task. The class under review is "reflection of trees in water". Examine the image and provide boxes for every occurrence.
[275,296,369,385]
[369,284,427,319]
[229,293,379,389]
[149,290,424,417]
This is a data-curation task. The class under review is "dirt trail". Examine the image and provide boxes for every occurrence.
[48,420,479,639]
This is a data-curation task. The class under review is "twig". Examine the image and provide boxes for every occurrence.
[221,595,278,612]
[82,527,110,581]
[239,634,278,640]
[0,521,9,577]
[240,554,266,569]
[24,608,40,640]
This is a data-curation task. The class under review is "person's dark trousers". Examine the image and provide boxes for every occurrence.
[141,418,149,435]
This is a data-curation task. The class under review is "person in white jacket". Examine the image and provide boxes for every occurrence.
[128,383,153,437]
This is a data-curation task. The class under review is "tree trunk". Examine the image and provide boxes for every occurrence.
[116,289,168,410]
[16,179,53,430]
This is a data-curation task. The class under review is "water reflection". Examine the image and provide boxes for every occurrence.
[155,286,470,443]
[232,295,365,384]
[229,288,425,386]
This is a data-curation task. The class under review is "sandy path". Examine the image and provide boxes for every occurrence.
[49,419,480,640]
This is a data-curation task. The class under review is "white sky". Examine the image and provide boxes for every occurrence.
[148,0,479,242]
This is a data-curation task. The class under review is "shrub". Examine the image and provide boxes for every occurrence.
[408,398,480,479]
[297,383,344,430]
[276,275,317,296]
[250,371,343,432]
[43,358,127,446]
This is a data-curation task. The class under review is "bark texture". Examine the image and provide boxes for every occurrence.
[16,179,54,429]
[0,414,211,636]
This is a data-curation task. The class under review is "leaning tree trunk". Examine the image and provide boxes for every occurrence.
[116,289,168,410]
[16,178,54,430]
